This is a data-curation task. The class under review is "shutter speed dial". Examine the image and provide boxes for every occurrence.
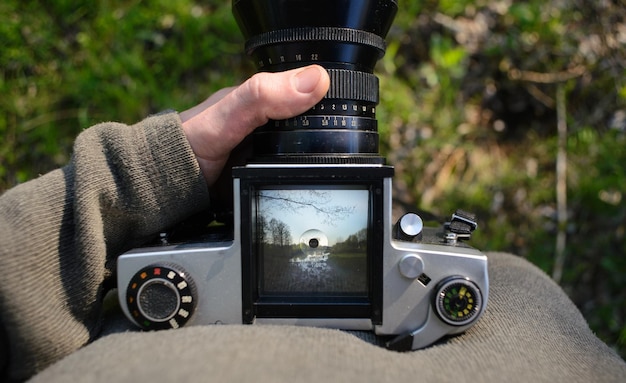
[126,264,196,330]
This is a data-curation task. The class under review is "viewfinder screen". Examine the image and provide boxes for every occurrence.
[254,186,370,297]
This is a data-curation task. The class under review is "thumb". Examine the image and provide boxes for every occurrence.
[182,65,330,185]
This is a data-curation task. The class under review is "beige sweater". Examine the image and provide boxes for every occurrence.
[0,112,209,380]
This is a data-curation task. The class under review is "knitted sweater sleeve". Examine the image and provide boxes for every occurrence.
[0,112,209,381]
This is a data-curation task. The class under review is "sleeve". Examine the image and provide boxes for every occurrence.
[0,111,210,381]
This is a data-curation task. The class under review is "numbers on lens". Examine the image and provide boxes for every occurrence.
[309,101,376,117]
[269,116,377,131]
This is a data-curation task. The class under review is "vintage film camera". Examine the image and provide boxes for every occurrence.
[117,0,489,351]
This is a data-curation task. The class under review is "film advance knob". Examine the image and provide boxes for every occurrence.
[126,265,196,330]
[395,213,424,241]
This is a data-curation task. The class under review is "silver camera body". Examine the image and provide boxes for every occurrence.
[117,164,488,351]
[119,1,489,350]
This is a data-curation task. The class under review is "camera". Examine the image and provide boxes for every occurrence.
[117,0,488,351]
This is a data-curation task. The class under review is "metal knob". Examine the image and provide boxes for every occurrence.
[395,213,424,241]
[126,264,196,330]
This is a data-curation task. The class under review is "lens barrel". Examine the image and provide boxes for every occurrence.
[233,0,398,163]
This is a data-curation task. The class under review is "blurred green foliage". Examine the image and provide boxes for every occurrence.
[1,0,249,185]
[1,0,625,358]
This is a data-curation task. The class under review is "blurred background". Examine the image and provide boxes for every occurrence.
[1,0,624,358]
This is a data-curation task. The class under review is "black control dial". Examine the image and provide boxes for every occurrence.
[435,277,482,326]
[126,264,196,330]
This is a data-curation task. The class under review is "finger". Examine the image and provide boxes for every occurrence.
[189,65,329,155]
[229,64,331,125]
[179,87,236,123]
[183,65,329,183]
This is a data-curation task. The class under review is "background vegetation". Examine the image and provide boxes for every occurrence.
[1,0,624,358]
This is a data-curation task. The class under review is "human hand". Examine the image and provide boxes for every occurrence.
[180,65,330,186]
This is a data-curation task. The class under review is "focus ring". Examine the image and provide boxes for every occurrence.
[326,69,379,103]
[245,27,386,55]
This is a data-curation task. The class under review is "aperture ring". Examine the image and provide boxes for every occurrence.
[245,27,386,55]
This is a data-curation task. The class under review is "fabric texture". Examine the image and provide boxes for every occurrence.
[1,112,625,382]
[0,112,209,381]
[31,252,626,383]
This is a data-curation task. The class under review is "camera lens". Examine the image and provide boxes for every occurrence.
[233,0,398,163]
